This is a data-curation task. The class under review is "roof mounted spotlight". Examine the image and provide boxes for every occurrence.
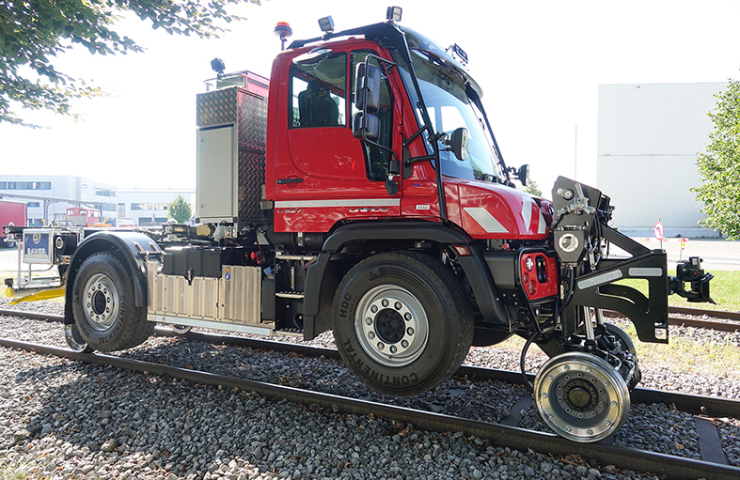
[386,6,402,23]
[210,57,225,76]
[274,21,293,51]
[318,16,335,34]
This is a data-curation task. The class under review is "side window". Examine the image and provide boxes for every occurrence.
[290,53,347,128]
[351,50,394,181]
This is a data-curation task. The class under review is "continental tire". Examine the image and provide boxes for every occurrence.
[332,251,474,396]
[72,252,154,351]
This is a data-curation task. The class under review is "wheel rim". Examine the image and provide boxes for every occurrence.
[534,352,630,443]
[64,324,90,352]
[355,285,429,367]
[82,273,120,332]
[170,325,192,335]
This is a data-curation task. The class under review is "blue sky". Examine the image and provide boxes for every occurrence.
[1,0,739,194]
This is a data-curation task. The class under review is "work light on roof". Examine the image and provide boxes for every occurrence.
[318,16,335,33]
[386,6,402,23]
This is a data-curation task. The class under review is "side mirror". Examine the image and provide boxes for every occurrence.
[354,63,381,113]
[517,164,529,186]
[447,127,468,162]
[352,112,379,141]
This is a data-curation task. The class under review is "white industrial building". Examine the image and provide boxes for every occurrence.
[116,188,195,226]
[597,82,725,238]
[0,175,193,227]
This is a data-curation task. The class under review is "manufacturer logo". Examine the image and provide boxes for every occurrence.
[349,207,389,213]
[33,233,41,244]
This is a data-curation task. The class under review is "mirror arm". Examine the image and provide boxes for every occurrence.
[405,154,436,167]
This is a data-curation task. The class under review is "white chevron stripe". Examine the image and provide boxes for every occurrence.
[521,197,533,231]
[465,207,509,233]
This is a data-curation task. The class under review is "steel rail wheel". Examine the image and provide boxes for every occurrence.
[333,251,474,397]
[534,352,630,443]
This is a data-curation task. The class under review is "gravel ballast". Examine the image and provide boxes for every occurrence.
[1,298,739,479]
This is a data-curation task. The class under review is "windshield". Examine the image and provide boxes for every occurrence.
[395,47,504,183]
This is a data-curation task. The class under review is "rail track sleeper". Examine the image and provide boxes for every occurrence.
[694,416,729,465]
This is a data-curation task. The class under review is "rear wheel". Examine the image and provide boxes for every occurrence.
[333,251,474,396]
[72,252,154,351]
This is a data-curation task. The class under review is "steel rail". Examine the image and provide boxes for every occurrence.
[2,308,740,418]
[0,337,738,480]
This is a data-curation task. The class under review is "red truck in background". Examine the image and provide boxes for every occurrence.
[0,199,26,248]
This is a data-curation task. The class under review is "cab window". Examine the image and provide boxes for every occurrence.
[290,53,347,128]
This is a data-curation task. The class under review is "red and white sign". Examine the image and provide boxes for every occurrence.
[654,221,664,240]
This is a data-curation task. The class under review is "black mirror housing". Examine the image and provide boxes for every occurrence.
[518,164,529,186]
[448,127,468,162]
[352,112,379,141]
[354,63,381,112]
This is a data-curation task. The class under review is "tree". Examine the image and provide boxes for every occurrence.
[168,194,192,224]
[1,0,258,127]
[518,179,543,197]
[693,79,740,239]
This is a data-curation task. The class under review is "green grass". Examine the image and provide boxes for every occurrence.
[615,269,740,312]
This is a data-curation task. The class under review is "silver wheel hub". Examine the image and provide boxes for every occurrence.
[534,352,630,443]
[355,285,429,367]
[83,273,119,332]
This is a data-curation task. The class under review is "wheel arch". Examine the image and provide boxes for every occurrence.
[308,220,509,328]
[64,232,158,325]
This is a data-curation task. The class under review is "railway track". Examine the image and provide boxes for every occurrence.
[1,337,739,480]
[2,306,740,478]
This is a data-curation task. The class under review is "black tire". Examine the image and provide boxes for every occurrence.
[72,252,154,351]
[332,251,474,396]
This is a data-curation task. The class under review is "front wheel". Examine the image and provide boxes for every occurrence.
[534,352,630,443]
[332,251,474,397]
[72,252,154,351]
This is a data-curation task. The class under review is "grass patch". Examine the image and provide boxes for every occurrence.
[615,269,740,312]
[619,322,740,379]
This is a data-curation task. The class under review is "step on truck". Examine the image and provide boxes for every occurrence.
[3,7,714,443]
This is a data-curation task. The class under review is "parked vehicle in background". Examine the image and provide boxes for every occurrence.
[0,199,26,247]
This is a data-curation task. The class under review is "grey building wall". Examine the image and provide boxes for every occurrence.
[0,176,193,227]
[597,83,725,237]
[0,175,117,225]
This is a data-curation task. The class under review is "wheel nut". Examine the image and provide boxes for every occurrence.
[611,401,617,407]
[377,342,384,350]
[404,313,412,321]
[371,305,378,313]
[365,317,373,325]
[401,340,409,348]
[390,346,397,354]
[407,327,414,336]
[394,302,402,310]
[369,332,376,339]
[382,299,389,307]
